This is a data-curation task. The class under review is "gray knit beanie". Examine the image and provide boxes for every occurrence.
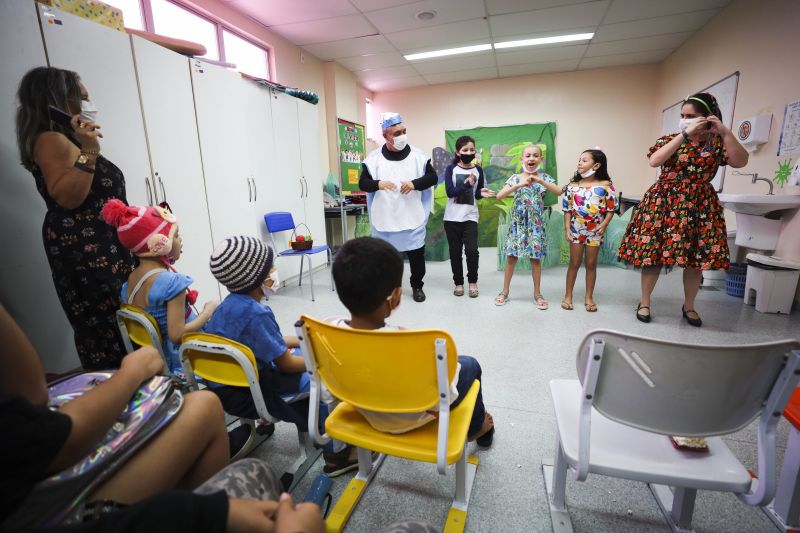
[210,236,274,294]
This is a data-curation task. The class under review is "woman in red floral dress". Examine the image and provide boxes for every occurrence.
[618,92,748,327]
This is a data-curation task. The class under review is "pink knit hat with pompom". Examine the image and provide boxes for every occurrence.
[101,199,178,257]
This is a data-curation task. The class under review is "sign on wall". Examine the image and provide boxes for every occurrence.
[337,118,365,194]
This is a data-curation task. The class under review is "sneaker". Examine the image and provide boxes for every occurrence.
[228,424,252,458]
[322,446,359,477]
[412,287,426,302]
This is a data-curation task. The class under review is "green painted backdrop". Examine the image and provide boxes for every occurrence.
[424,122,558,261]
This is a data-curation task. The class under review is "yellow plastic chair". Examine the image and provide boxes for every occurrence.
[116,303,171,376]
[295,315,480,533]
[179,332,322,488]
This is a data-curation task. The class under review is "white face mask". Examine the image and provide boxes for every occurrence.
[392,134,408,151]
[80,99,98,122]
[261,269,280,299]
[580,167,596,178]
[679,118,696,132]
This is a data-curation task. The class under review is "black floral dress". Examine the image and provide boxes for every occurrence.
[33,154,136,369]
[618,133,729,271]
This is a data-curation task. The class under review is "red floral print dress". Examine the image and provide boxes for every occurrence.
[617,134,729,270]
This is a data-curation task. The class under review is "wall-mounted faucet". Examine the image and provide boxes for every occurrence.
[733,171,774,195]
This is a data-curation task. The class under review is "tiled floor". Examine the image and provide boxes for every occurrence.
[246,249,800,532]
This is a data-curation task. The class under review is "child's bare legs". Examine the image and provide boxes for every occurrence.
[563,243,584,307]
[531,259,548,309]
[584,245,600,308]
[497,255,517,304]
[89,390,230,503]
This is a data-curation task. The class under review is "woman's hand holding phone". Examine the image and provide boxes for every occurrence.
[69,114,102,152]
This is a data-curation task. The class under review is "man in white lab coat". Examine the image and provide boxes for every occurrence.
[358,112,438,302]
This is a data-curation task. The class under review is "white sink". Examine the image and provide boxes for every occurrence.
[718,193,800,216]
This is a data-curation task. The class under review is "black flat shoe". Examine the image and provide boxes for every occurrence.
[682,305,702,327]
[412,287,426,302]
[476,426,495,447]
[636,303,651,323]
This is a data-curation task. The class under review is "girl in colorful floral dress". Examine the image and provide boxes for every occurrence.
[618,92,749,326]
[562,149,616,312]
[494,144,562,309]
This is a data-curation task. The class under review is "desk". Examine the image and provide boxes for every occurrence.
[324,204,366,251]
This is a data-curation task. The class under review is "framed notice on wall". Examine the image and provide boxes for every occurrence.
[337,118,365,194]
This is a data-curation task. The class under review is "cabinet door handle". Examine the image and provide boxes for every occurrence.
[252,177,257,202]
[145,177,153,205]
[302,176,307,198]
[299,178,303,199]
[157,175,166,203]
[247,177,253,202]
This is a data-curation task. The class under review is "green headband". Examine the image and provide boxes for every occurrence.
[687,96,713,115]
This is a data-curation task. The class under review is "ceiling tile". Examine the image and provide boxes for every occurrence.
[578,48,672,69]
[364,76,428,92]
[228,0,358,26]
[486,0,596,16]
[357,65,420,82]
[303,35,395,60]
[363,0,486,34]
[270,14,377,46]
[384,18,490,51]
[603,0,731,24]
[585,32,693,57]
[422,67,498,85]
[350,0,421,12]
[411,50,496,74]
[336,52,408,71]
[498,58,580,77]
[495,43,586,66]
[593,9,719,42]
[489,1,609,37]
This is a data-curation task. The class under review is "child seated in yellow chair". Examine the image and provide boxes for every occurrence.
[328,237,494,445]
[203,236,357,477]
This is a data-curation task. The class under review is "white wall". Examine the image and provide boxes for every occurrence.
[373,64,660,196]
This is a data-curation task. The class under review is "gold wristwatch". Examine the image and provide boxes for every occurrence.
[76,153,91,165]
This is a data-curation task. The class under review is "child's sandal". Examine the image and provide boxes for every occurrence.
[494,292,509,306]
[534,293,548,310]
[585,302,598,312]
[561,300,574,310]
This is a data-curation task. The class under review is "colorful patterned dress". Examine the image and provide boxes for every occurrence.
[563,183,617,246]
[617,134,729,270]
[502,173,554,259]
[33,154,136,369]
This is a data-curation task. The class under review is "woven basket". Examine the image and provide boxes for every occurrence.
[290,223,313,251]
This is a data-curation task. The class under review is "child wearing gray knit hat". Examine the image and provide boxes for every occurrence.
[204,235,358,477]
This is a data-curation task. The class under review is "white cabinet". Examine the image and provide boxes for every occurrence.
[130,36,220,301]
[0,0,79,372]
[297,100,327,251]
[38,3,154,207]
[191,60,259,246]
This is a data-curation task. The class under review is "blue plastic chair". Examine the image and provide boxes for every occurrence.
[263,212,333,301]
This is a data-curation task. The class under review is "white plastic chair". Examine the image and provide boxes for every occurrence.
[542,329,800,533]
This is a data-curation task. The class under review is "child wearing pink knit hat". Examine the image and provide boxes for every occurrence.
[101,199,217,373]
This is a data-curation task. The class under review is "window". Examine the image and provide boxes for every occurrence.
[101,0,144,30]
[102,0,272,77]
[223,30,269,79]
[365,98,375,141]
[151,0,218,60]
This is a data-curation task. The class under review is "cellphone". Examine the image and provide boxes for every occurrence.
[48,105,73,128]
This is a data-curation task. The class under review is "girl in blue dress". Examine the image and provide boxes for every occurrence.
[102,199,217,373]
[495,144,562,309]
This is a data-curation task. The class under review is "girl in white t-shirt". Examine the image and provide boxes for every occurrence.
[443,136,496,298]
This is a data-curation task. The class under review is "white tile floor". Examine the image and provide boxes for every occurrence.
[247,249,800,532]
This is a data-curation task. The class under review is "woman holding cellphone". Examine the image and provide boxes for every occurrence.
[16,66,136,369]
